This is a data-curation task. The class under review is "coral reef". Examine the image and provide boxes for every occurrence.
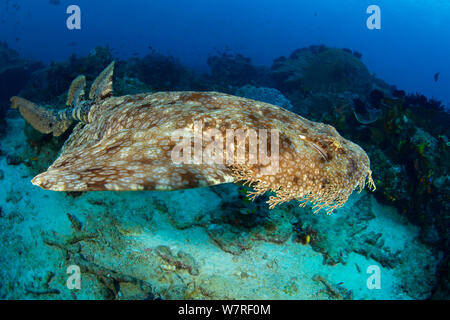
[234,85,293,110]
[207,53,272,88]
[358,96,449,245]
[271,46,373,97]
[0,44,447,299]
[270,45,392,123]
[268,48,448,297]
[127,51,196,91]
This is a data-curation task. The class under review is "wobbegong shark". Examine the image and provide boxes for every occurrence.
[11,62,375,213]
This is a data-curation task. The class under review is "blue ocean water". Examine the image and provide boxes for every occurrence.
[1,0,449,106]
[0,0,448,301]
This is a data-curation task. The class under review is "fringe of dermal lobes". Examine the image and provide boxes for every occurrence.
[10,61,115,137]
[230,163,375,214]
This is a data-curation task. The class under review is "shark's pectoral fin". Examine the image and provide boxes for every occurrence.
[32,128,235,191]
[53,119,73,137]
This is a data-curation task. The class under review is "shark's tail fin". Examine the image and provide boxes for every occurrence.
[10,96,72,137]
[11,61,115,137]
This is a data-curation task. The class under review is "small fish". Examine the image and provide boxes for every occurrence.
[305,235,311,244]
[434,72,440,82]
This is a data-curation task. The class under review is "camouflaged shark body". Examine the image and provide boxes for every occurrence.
[11,62,375,212]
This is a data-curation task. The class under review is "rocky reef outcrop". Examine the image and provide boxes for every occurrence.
[234,85,293,110]
[270,45,391,121]
[207,53,272,89]
[272,45,372,96]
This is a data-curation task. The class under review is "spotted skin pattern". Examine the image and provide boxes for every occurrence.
[13,64,375,213]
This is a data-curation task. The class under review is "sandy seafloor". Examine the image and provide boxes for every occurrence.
[0,117,442,300]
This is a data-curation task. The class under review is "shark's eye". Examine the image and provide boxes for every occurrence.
[299,135,328,161]
[307,141,328,161]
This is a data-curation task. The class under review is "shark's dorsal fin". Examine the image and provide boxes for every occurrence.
[66,75,86,106]
[89,61,115,101]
